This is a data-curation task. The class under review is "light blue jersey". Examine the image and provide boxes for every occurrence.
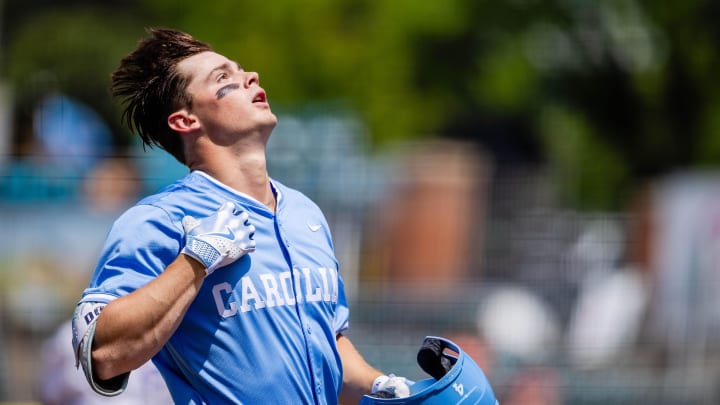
[75,171,350,404]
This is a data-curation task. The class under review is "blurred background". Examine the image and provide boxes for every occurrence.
[2,0,720,404]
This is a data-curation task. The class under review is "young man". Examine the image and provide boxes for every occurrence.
[72,28,411,404]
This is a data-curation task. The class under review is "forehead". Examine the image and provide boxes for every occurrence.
[177,51,232,82]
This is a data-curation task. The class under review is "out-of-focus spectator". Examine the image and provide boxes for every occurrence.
[33,93,112,172]
[367,140,488,290]
[0,92,115,203]
[645,173,720,364]
[565,220,649,370]
[477,285,561,363]
[82,157,141,213]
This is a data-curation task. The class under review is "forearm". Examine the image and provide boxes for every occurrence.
[337,334,383,404]
[92,254,205,380]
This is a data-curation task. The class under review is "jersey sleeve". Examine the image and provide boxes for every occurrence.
[83,204,183,297]
[334,272,350,334]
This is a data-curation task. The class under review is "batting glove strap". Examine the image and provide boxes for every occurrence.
[182,236,222,272]
[372,374,412,398]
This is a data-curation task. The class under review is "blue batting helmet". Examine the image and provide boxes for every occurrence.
[359,336,499,405]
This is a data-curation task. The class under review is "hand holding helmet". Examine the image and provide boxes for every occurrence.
[371,374,413,398]
[359,336,499,405]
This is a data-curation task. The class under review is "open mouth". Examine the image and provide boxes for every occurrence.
[252,91,267,103]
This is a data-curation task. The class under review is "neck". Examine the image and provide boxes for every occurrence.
[190,150,276,211]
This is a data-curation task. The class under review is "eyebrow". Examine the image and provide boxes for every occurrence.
[205,61,243,83]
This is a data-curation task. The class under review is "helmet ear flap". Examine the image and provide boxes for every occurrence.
[417,337,456,380]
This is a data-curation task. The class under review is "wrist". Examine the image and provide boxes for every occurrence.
[180,252,211,278]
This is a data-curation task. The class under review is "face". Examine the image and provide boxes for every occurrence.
[177,51,277,138]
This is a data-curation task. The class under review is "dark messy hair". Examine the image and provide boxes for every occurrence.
[111,28,213,165]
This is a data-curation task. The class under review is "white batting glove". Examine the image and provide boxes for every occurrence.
[181,201,256,275]
[371,374,413,398]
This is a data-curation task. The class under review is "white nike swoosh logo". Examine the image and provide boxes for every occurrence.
[308,223,322,232]
[207,226,236,240]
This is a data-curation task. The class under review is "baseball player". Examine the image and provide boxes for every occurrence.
[71,28,411,404]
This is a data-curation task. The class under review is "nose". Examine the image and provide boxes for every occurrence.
[244,71,259,88]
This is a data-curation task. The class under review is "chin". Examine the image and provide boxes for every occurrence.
[260,116,278,135]
[265,112,279,127]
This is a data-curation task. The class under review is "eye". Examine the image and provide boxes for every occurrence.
[216,72,229,82]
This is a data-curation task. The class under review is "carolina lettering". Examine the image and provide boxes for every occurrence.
[212,267,339,318]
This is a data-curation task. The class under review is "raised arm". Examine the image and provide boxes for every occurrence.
[90,254,205,380]
[72,201,255,394]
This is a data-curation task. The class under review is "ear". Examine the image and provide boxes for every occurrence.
[168,110,200,133]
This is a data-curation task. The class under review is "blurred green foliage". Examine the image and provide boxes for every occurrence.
[2,0,720,210]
